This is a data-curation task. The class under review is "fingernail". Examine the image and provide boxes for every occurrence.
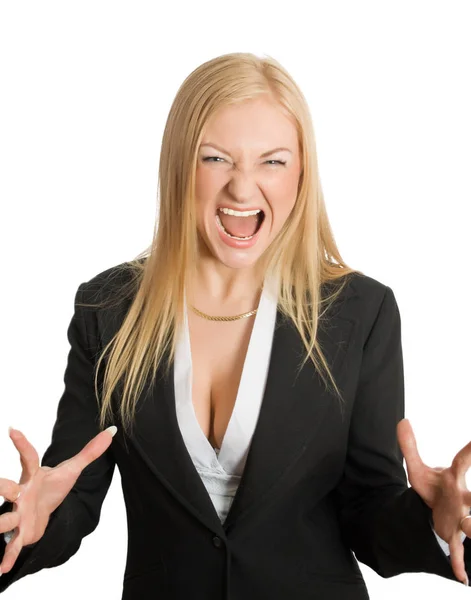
[8,426,15,435]
[105,425,117,437]
[462,575,469,586]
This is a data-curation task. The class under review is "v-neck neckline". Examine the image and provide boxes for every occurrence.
[175,274,279,475]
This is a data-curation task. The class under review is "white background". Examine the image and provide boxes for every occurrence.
[0,1,470,597]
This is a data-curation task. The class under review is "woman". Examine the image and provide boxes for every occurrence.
[0,52,470,599]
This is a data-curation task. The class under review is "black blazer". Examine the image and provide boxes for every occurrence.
[1,263,469,599]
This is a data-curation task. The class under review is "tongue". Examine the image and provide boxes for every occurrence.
[219,213,259,237]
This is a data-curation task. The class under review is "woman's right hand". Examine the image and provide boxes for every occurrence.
[0,425,117,576]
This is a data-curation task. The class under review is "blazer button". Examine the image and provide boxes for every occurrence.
[212,536,222,548]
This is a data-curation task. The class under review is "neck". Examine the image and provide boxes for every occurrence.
[186,259,265,313]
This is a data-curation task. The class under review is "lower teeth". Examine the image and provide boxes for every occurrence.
[216,215,254,240]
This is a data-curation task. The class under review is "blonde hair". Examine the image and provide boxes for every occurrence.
[79,52,362,439]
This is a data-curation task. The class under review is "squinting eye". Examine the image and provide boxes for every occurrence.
[266,160,287,166]
[202,156,225,163]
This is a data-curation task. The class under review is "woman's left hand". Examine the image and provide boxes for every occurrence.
[397,418,471,586]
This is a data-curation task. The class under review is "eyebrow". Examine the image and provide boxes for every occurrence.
[199,143,292,158]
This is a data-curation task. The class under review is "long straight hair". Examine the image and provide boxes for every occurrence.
[79,52,362,439]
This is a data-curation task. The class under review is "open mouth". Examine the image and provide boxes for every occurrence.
[215,208,265,240]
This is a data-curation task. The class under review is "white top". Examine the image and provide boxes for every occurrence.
[173,273,279,524]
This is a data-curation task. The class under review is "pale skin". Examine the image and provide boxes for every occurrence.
[0,427,115,575]
[187,95,302,311]
[1,97,469,585]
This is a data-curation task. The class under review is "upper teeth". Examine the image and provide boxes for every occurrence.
[218,207,261,217]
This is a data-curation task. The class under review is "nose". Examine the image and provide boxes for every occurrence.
[226,170,259,205]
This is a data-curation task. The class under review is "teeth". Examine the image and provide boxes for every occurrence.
[216,214,254,240]
[218,207,261,217]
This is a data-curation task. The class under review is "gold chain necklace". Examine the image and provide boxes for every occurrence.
[189,304,258,321]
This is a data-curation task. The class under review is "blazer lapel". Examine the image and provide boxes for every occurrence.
[222,307,356,532]
[101,281,357,537]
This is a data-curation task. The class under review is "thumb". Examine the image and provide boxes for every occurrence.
[9,428,40,481]
[63,426,117,476]
[397,418,426,485]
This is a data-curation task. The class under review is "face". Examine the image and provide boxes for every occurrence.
[194,96,302,272]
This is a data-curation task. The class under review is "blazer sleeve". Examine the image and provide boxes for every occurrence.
[0,282,116,593]
[331,285,471,583]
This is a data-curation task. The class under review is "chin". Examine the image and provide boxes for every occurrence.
[211,248,263,270]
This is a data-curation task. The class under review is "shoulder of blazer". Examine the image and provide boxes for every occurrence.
[74,260,144,355]
[322,270,392,313]
[348,270,391,298]
[79,259,145,307]
[344,271,400,349]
